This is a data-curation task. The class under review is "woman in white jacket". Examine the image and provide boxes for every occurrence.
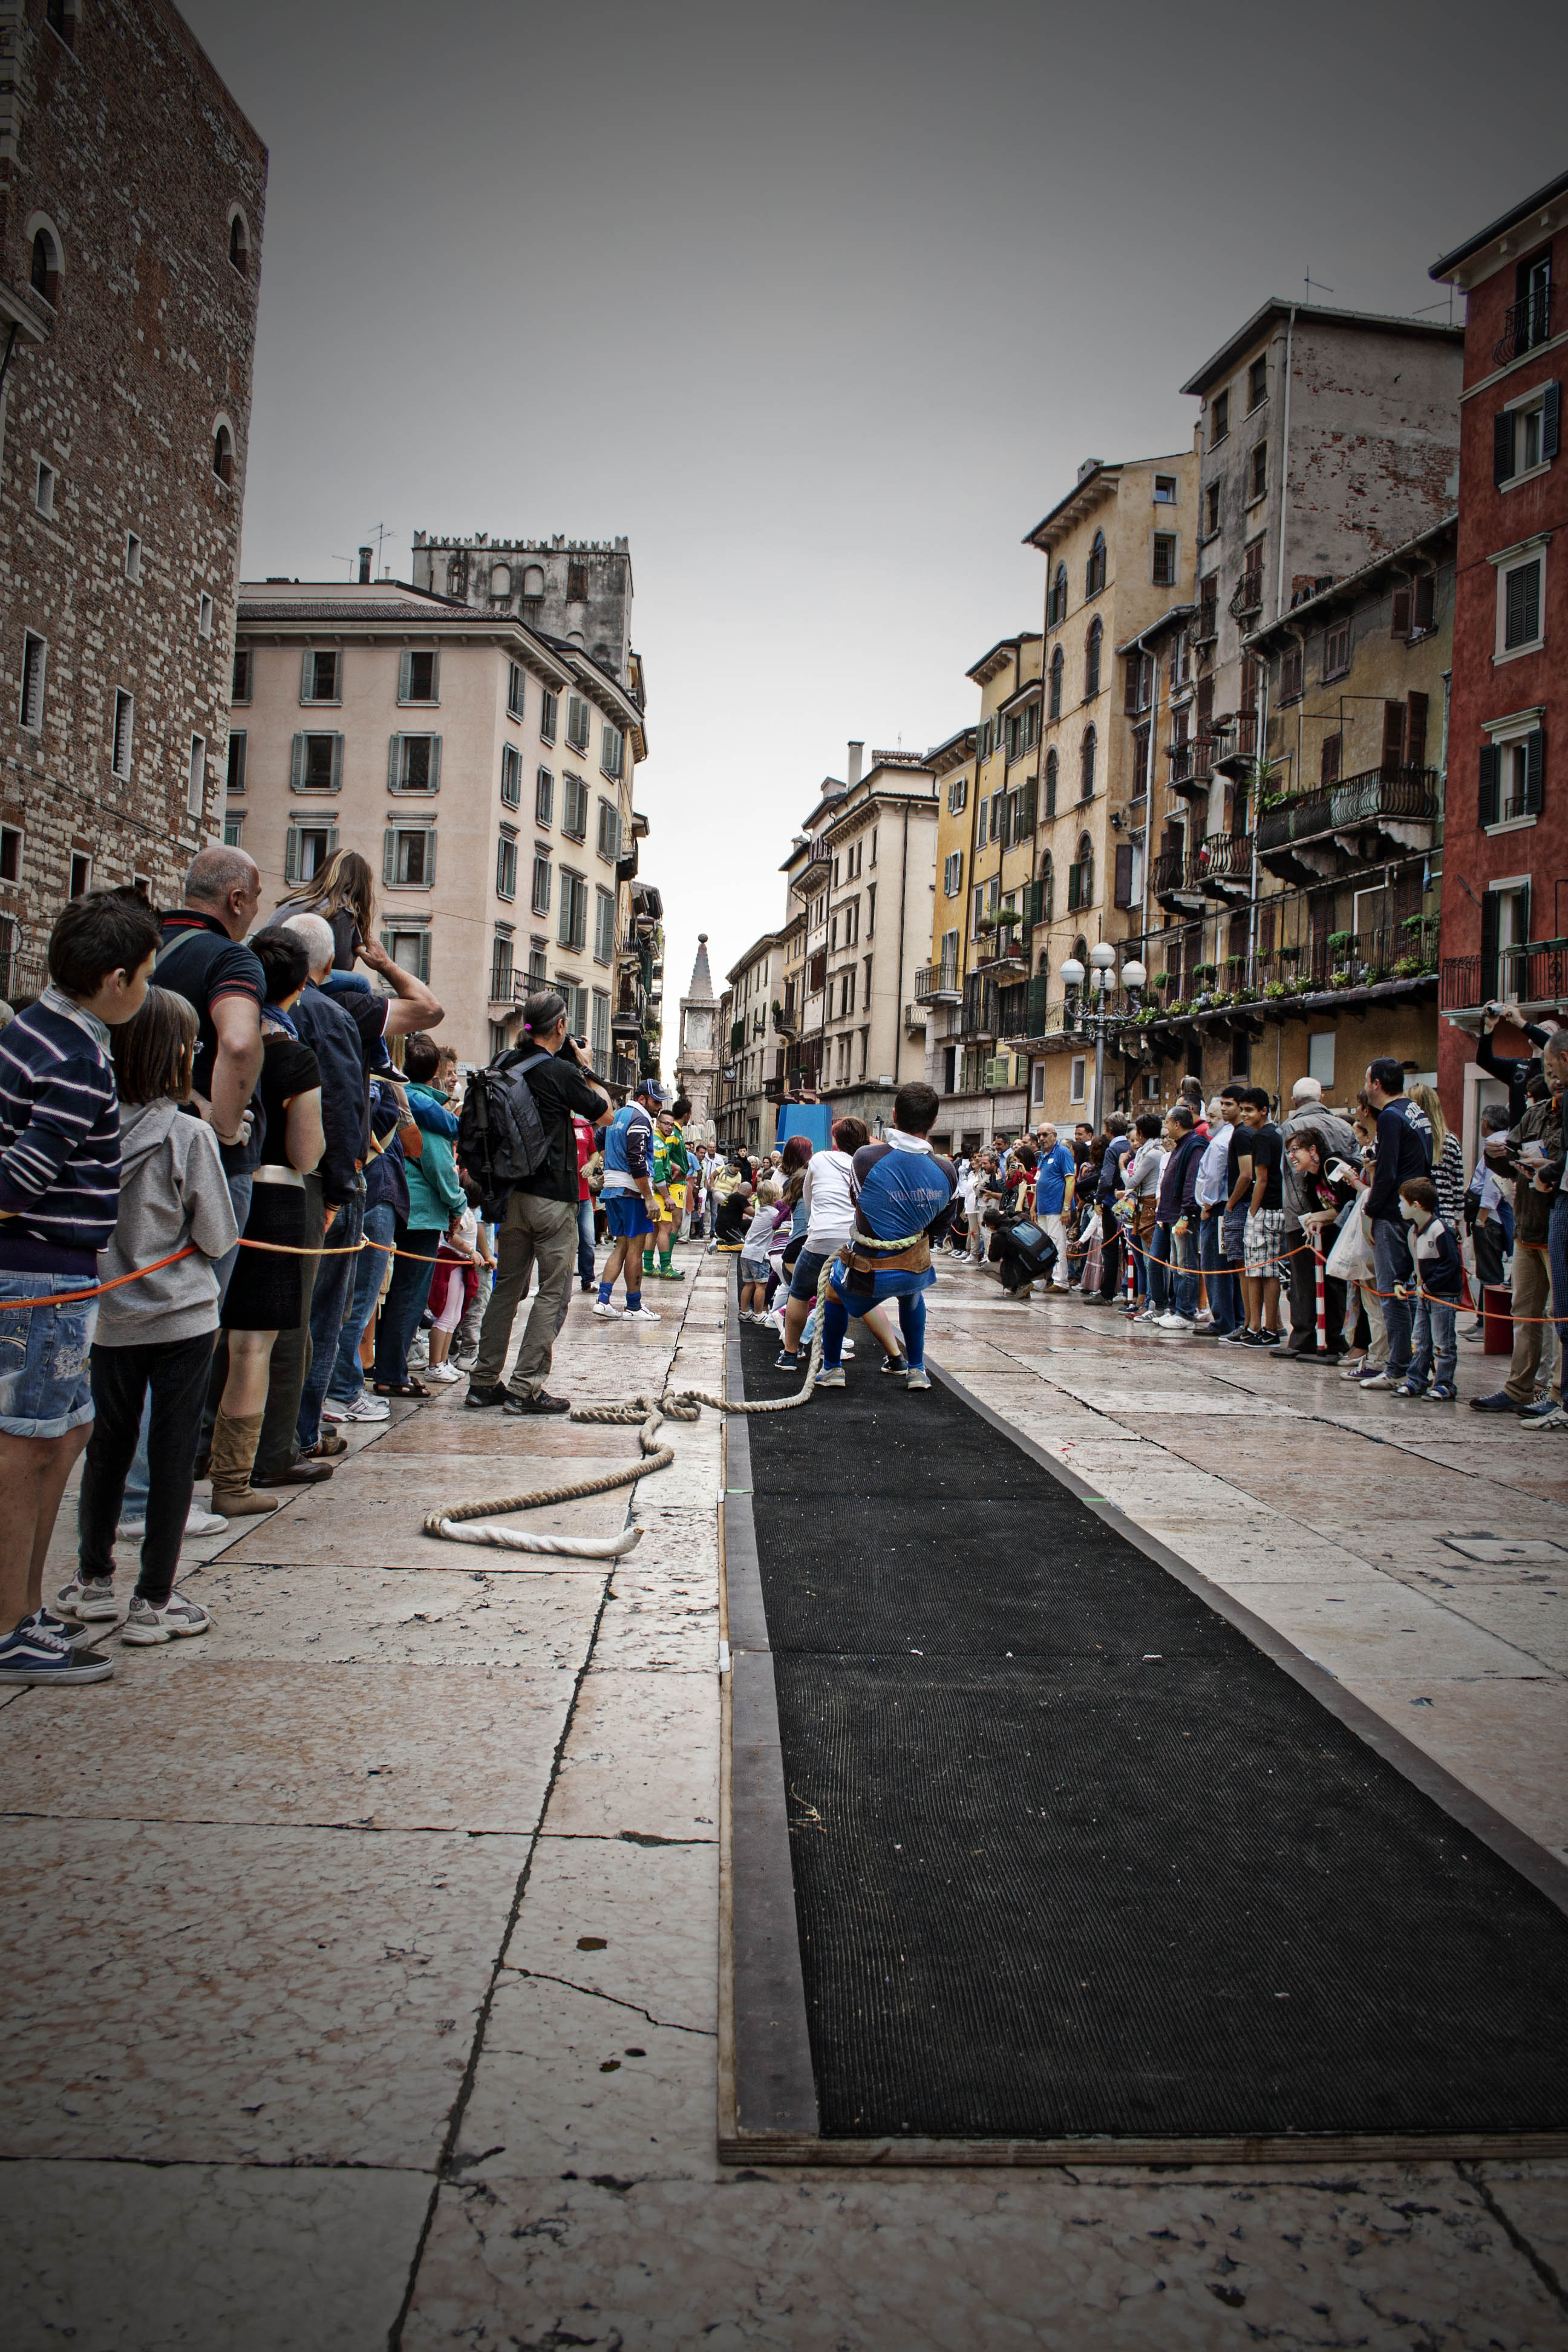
[58,987,238,1645]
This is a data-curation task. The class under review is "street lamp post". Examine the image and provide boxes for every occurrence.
[1059,945,1147,1131]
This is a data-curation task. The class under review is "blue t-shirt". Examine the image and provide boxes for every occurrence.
[1036,1140,1076,1215]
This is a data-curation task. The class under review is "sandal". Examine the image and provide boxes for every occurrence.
[373,1378,430,1399]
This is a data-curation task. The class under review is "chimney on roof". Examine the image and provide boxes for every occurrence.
[1078,459,1102,483]
[847,740,863,792]
[358,547,372,583]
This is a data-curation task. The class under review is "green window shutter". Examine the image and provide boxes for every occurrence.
[424,829,437,885]
[330,735,344,792]
[388,735,402,790]
[1478,743,1500,827]
[382,828,396,884]
[417,931,431,983]
[1524,728,1544,814]
[398,651,412,701]
[285,829,299,883]
[290,733,304,791]
[428,652,440,702]
[428,737,442,792]
[301,651,314,701]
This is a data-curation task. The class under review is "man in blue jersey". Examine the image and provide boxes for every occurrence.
[593,1080,665,1324]
[815,1082,957,1395]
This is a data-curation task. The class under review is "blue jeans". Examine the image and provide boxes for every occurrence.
[1200,1210,1240,1334]
[296,1191,365,1450]
[373,1223,440,1387]
[327,1200,396,1404]
[576,1197,596,1286]
[1409,1296,1457,1391]
[1172,1221,1201,1319]
[1372,1215,1414,1380]
[1148,1221,1174,1314]
[124,1169,252,1518]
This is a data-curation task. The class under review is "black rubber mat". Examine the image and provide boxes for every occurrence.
[737,1317,1568,2140]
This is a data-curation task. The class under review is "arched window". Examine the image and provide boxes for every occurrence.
[1073,930,1089,967]
[1085,617,1103,696]
[490,563,512,599]
[1044,747,1058,815]
[521,563,545,598]
[212,419,235,485]
[29,223,60,306]
[1080,725,1097,801]
[228,209,251,275]
[1039,852,1054,923]
[1085,529,1106,597]
[1049,563,1068,626]
[1048,646,1063,720]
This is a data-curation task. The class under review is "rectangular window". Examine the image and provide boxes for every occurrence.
[540,689,558,743]
[384,823,436,888]
[198,592,214,639]
[558,869,588,952]
[225,731,247,795]
[382,923,431,983]
[1280,644,1303,701]
[398,649,439,704]
[566,694,591,751]
[1322,621,1351,681]
[601,722,625,779]
[593,886,616,964]
[70,851,92,898]
[596,798,622,860]
[490,931,515,1004]
[188,734,206,818]
[1248,354,1268,411]
[34,461,55,518]
[223,812,243,848]
[124,531,142,583]
[592,988,610,1065]
[19,631,47,733]
[1249,442,1267,502]
[291,731,344,792]
[301,649,341,704]
[1152,532,1177,587]
[1209,389,1229,446]
[232,647,253,703]
[535,766,554,825]
[388,733,442,793]
[111,689,134,779]
[866,880,875,935]
[495,828,518,900]
[1069,1056,1086,1105]
[947,773,968,814]
[529,936,548,981]
[567,559,587,603]
[1504,557,1543,650]
[531,854,552,916]
[500,745,523,808]
[508,662,526,721]
[1153,473,1177,503]
[0,825,21,883]
[286,822,338,884]
[562,773,589,840]
[1321,732,1342,786]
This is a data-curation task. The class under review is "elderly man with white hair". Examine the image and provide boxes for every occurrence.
[1277,1074,1358,1361]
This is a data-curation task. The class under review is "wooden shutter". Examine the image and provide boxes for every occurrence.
[1478,743,1501,827]
[1524,728,1545,814]
[290,733,305,791]
[1494,410,1515,485]
[1114,841,1134,909]
[389,734,404,790]
[382,828,396,883]
[1018,778,1036,835]
[330,735,344,792]
[397,652,411,701]
[1380,702,1406,779]
[1390,587,1412,639]
[1405,692,1429,773]
[1480,890,1501,1001]
[1544,382,1561,463]
[284,829,299,883]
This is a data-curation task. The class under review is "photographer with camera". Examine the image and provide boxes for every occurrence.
[463,993,611,1416]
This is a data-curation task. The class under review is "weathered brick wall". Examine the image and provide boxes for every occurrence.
[0,0,265,984]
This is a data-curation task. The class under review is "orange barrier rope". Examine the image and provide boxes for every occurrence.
[0,1227,453,1308]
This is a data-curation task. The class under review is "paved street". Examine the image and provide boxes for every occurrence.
[4,1251,1566,2350]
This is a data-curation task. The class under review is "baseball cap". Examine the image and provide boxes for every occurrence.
[637,1080,667,1105]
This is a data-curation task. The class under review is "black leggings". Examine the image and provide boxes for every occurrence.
[79,1332,217,1602]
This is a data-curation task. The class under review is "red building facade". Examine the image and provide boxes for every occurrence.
[1432,170,1568,1158]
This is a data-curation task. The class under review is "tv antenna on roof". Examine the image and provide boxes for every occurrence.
[1304,272,1334,301]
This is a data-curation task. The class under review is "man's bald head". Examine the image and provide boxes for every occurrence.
[184,846,260,941]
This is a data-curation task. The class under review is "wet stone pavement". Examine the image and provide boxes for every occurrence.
[2,1249,1565,2350]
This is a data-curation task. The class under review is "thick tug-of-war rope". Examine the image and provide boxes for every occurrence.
[422,1233,923,1557]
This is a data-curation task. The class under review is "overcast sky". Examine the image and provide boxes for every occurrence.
[185,0,1568,1030]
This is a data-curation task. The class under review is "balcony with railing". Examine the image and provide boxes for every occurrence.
[1257,765,1440,880]
[1166,736,1215,799]
[1153,848,1207,908]
[1441,937,1568,1014]
[1212,709,1259,776]
[1198,831,1252,895]
[772,999,797,1034]
[915,962,962,1005]
[961,972,999,1039]
[1192,595,1218,645]
[973,924,1028,976]
[1494,287,1552,368]
[1229,567,1264,621]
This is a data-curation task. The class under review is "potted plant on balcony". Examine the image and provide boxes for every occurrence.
[1191,962,1218,986]
[1276,943,1302,970]
[1149,969,1171,995]
[1326,929,1356,987]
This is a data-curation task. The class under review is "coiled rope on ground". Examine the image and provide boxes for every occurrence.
[422,1236,921,1558]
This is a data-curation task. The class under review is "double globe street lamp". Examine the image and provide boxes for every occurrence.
[1057,942,1147,1132]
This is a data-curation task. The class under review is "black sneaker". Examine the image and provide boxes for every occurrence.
[504,1389,572,1416]
[774,1350,801,1371]
[465,1382,509,1410]
[1256,1330,1281,1347]
[1220,1325,1251,1344]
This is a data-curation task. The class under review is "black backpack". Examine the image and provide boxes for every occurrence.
[457,1047,552,1207]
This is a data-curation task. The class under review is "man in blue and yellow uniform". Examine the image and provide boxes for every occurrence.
[816,1082,956,1396]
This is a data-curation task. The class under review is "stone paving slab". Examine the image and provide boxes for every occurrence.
[0,1817,525,2165]
[4,2158,432,2351]
[399,2164,1567,2352]
[541,1667,720,1842]
[503,1832,718,2035]
[180,1560,604,1667]
[1335,1674,1568,1860]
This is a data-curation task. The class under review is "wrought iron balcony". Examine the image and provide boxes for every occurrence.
[1212,710,1259,776]
[1192,596,1219,644]
[1229,569,1264,620]
[961,972,999,1039]
[1152,848,1206,906]
[914,962,962,1005]
[612,1007,643,1037]
[1494,288,1552,368]
[974,926,1028,975]
[1198,832,1252,893]
[1258,766,1439,877]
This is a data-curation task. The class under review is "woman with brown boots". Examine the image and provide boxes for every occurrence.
[210,932,325,1517]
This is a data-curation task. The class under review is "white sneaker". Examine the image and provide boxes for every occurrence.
[184,1506,229,1537]
[906,1367,932,1391]
[1157,1314,1195,1334]
[120,1592,212,1645]
[1193,1312,1215,1329]
[592,1300,622,1318]
[54,1574,120,1622]
[1357,1370,1396,1391]
[341,1393,390,1423]
[623,1304,662,1323]
[424,1362,460,1384]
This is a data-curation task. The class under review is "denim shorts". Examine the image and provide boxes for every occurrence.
[739,1255,770,1283]
[788,1246,832,1303]
[0,1271,99,1439]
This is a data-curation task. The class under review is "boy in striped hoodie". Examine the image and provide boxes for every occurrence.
[0,888,162,1685]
